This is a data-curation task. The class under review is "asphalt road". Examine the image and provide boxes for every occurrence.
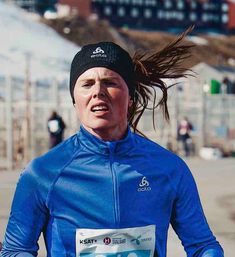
[0,158,235,256]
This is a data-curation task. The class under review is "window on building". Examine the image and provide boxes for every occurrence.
[144,8,152,18]
[190,12,197,22]
[157,10,164,19]
[191,1,197,9]
[222,3,228,12]
[132,0,143,5]
[104,6,112,16]
[202,13,208,22]
[177,0,184,10]
[164,0,172,9]
[166,11,174,20]
[119,0,129,4]
[222,14,229,23]
[145,0,155,6]
[131,7,139,17]
[202,3,209,10]
[120,0,125,3]
[117,7,125,16]
[202,2,219,11]
[177,12,184,20]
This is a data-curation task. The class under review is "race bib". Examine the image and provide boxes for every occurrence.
[48,120,59,133]
[76,225,155,257]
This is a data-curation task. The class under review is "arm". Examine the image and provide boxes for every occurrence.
[170,159,224,257]
[1,166,48,256]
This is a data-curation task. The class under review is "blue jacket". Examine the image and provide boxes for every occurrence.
[1,127,223,257]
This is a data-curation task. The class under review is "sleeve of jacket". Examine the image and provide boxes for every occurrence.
[1,163,48,257]
[170,158,224,257]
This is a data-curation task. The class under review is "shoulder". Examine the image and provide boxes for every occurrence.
[24,134,80,183]
[133,133,180,162]
[13,134,81,206]
[132,133,191,179]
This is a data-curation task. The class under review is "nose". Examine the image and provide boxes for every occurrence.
[92,82,106,98]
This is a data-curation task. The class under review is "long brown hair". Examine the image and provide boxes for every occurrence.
[128,27,194,136]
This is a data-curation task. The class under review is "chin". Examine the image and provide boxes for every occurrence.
[86,121,112,131]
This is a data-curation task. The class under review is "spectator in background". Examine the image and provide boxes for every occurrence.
[177,116,193,157]
[47,111,66,148]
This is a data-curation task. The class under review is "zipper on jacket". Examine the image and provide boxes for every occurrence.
[108,142,120,226]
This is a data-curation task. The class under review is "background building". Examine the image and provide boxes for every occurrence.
[91,0,235,33]
[13,0,57,14]
[58,0,91,19]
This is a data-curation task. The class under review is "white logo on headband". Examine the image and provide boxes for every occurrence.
[93,47,104,54]
[91,47,107,58]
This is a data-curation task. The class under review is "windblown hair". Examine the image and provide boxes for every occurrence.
[128,27,194,136]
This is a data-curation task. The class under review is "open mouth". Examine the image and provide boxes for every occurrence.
[91,104,109,112]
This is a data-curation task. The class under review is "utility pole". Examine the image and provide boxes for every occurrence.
[6,76,13,171]
[24,53,31,163]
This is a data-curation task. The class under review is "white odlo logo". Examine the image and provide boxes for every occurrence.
[93,47,105,54]
[138,176,151,192]
[139,177,149,187]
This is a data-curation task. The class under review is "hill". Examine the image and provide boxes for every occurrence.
[0,2,79,80]
[42,17,235,69]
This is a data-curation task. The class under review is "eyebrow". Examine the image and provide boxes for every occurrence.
[77,76,120,82]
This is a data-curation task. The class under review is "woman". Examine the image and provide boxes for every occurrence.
[1,31,224,257]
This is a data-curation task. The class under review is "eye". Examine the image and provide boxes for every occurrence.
[103,80,117,87]
[81,83,92,88]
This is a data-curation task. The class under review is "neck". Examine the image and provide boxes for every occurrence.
[82,125,128,141]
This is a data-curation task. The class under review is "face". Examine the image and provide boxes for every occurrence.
[73,67,133,141]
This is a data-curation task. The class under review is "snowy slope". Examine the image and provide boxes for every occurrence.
[0,1,79,81]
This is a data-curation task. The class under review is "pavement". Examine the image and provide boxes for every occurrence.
[0,158,235,256]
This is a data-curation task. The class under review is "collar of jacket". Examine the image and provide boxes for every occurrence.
[77,125,135,156]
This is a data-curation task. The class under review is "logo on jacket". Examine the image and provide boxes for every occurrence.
[138,176,151,192]
[91,47,107,58]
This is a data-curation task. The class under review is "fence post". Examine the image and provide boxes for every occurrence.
[6,76,13,171]
[23,53,31,164]
[30,80,36,159]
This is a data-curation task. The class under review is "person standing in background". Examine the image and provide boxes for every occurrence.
[47,111,66,148]
[177,116,193,157]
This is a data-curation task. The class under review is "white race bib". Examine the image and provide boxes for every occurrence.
[48,120,59,133]
[76,225,156,257]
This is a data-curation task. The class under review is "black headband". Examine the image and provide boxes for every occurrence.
[69,42,135,102]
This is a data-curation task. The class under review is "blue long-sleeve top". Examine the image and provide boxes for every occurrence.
[1,126,224,257]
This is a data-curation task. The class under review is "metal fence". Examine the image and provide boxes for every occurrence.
[1,75,235,171]
[0,75,78,171]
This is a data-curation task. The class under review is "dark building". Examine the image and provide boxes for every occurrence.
[91,0,235,33]
[14,0,57,14]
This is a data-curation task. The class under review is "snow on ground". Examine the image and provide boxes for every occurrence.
[186,36,208,46]
[0,1,79,81]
